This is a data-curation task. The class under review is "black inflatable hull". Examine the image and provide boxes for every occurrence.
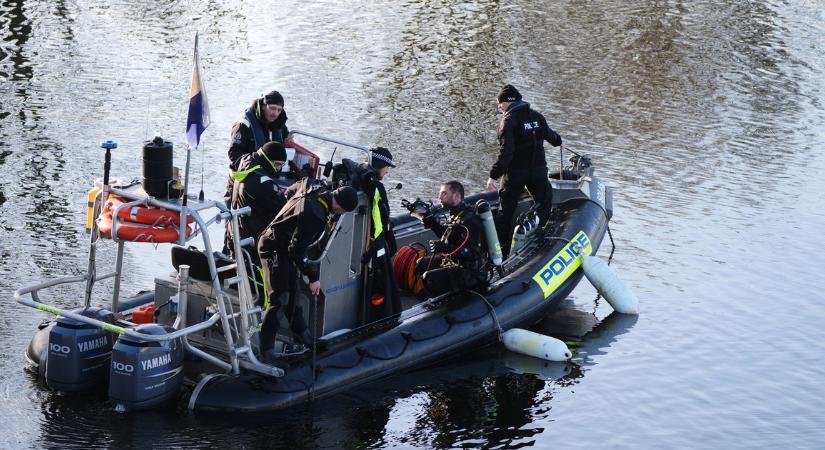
[191,197,610,413]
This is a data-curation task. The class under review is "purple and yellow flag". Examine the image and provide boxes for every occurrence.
[186,32,210,148]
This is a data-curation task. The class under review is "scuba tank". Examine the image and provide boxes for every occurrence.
[511,207,541,254]
[511,222,528,254]
[475,200,503,273]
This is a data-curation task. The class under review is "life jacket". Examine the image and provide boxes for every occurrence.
[242,105,285,149]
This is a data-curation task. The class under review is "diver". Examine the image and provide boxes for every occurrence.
[225,141,290,304]
[415,180,488,297]
[486,84,562,257]
[333,146,401,320]
[257,182,359,357]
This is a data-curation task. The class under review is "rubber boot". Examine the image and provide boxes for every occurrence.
[259,305,281,355]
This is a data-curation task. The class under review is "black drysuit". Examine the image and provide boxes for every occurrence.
[415,202,487,296]
[257,180,331,353]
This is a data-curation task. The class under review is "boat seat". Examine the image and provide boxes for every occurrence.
[171,245,235,282]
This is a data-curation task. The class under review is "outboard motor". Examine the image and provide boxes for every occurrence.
[109,324,183,412]
[46,306,116,392]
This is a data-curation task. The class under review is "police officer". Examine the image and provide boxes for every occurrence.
[415,180,487,296]
[486,84,562,257]
[257,183,359,356]
[225,142,289,303]
[228,90,290,170]
[334,147,401,320]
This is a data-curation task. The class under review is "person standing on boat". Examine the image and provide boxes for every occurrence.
[225,141,289,304]
[486,84,561,257]
[257,182,359,356]
[415,180,487,296]
[334,147,401,321]
[228,90,290,170]
[223,90,290,254]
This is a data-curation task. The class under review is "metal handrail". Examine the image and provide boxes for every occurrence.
[14,281,222,342]
[14,196,261,374]
[304,220,343,264]
[290,129,372,165]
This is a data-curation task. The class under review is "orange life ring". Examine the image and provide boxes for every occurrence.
[102,196,193,227]
[97,211,192,243]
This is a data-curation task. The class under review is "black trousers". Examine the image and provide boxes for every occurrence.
[497,167,552,256]
[414,254,486,298]
[258,246,309,353]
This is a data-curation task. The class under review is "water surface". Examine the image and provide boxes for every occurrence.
[1,0,824,448]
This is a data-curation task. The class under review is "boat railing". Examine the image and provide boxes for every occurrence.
[290,129,373,167]
[14,190,285,378]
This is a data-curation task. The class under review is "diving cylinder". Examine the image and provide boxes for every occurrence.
[475,200,503,268]
[581,253,640,314]
[109,324,184,412]
[46,306,116,392]
[511,223,528,254]
[501,328,571,362]
[529,213,540,235]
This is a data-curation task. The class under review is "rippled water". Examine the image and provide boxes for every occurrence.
[2,0,824,448]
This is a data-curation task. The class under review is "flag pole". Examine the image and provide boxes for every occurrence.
[179,143,192,245]
[182,30,211,244]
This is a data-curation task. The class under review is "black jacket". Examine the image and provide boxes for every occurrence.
[228,99,290,170]
[336,159,397,257]
[335,158,401,318]
[258,180,332,283]
[229,151,288,254]
[490,101,562,180]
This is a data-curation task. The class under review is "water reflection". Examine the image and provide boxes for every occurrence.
[1,0,32,82]
[186,306,633,448]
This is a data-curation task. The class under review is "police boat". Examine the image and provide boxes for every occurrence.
[15,130,616,413]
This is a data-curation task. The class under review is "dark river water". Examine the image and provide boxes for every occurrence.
[2,0,824,448]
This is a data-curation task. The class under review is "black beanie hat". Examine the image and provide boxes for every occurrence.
[260,141,287,162]
[497,84,522,103]
[263,90,284,106]
[370,147,395,169]
[333,186,358,212]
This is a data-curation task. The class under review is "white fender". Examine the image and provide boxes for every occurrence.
[502,352,572,380]
[581,253,640,314]
[501,328,571,362]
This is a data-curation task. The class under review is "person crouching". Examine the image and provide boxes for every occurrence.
[257,182,359,358]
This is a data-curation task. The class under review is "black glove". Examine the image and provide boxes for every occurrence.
[428,240,447,254]
[422,214,438,229]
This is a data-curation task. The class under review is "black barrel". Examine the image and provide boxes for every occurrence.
[142,136,173,198]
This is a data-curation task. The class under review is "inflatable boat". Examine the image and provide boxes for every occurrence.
[14,130,615,413]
